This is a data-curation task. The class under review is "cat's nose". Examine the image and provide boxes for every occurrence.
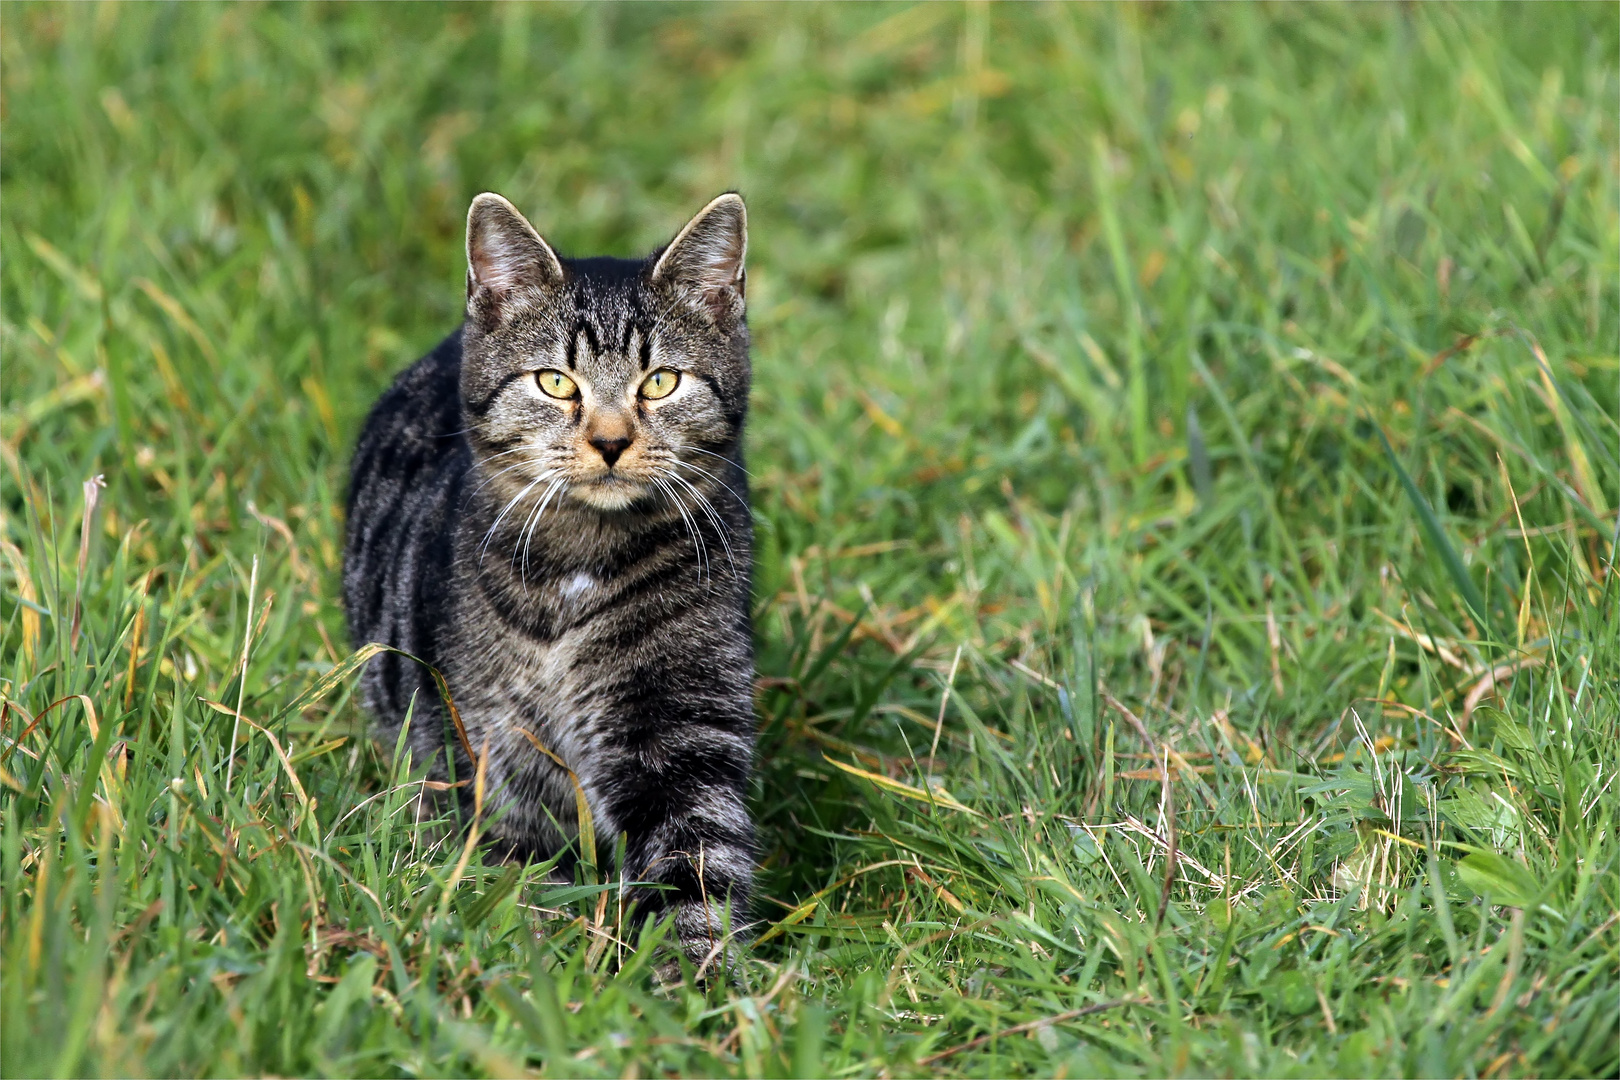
[589,435,632,468]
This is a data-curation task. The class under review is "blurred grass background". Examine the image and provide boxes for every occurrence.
[2,3,1617,1076]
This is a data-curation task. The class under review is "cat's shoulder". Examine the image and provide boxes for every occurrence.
[379,325,463,408]
[352,325,468,470]
[363,326,463,427]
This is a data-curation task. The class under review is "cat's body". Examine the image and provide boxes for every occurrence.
[344,194,756,967]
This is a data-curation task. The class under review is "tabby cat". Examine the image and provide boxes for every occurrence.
[343,192,756,970]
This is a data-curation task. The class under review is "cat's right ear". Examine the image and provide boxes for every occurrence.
[465,193,566,327]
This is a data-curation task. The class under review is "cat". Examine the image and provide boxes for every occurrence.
[343,192,756,973]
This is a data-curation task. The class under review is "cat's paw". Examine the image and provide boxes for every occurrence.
[643,901,751,988]
[650,942,747,991]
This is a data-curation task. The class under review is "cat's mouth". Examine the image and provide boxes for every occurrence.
[569,471,652,512]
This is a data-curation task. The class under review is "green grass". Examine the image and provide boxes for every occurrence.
[3,3,1617,1076]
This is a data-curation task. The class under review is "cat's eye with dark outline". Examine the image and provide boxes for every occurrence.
[535,369,579,399]
[639,369,680,401]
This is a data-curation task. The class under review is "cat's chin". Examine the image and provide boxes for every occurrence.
[568,477,652,513]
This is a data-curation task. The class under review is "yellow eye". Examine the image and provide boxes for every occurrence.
[635,372,680,404]
[639,369,680,401]
[536,370,578,399]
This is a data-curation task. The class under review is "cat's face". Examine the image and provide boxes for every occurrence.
[459,193,749,513]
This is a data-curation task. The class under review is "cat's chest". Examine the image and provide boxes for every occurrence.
[448,573,615,717]
[554,571,599,605]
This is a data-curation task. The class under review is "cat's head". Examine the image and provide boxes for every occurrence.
[459,192,749,513]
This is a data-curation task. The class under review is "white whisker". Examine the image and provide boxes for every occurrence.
[683,445,753,479]
[654,476,710,585]
[665,471,738,583]
[479,474,548,565]
[518,477,569,584]
[466,455,546,505]
[669,477,714,585]
[512,480,552,580]
[670,457,748,512]
[474,444,544,472]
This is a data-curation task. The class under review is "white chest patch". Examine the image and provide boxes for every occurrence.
[559,571,596,601]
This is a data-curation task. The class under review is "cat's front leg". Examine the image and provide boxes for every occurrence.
[594,717,756,978]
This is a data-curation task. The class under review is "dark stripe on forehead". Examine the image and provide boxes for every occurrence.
[639,328,654,370]
[577,319,601,356]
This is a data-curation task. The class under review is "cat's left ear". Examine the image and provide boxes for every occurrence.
[651,193,747,326]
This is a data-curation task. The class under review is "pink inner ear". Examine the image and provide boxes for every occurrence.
[699,286,735,323]
[655,197,747,298]
[472,235,527,294]
[685,229,743,292]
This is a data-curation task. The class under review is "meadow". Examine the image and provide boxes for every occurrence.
[2,4,1617,1076]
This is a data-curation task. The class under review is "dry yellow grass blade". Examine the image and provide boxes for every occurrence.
[822,754,981,816]
[0,539,39,666]
[516,726,597,876]
[1526,334,1607,519]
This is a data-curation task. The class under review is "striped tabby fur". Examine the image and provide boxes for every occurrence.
[343,193,756,970]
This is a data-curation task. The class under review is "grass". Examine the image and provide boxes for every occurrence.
[2,3,1617,1076]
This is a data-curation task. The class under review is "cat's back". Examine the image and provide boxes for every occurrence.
[347,327,466,496]
[343,328,470,719]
